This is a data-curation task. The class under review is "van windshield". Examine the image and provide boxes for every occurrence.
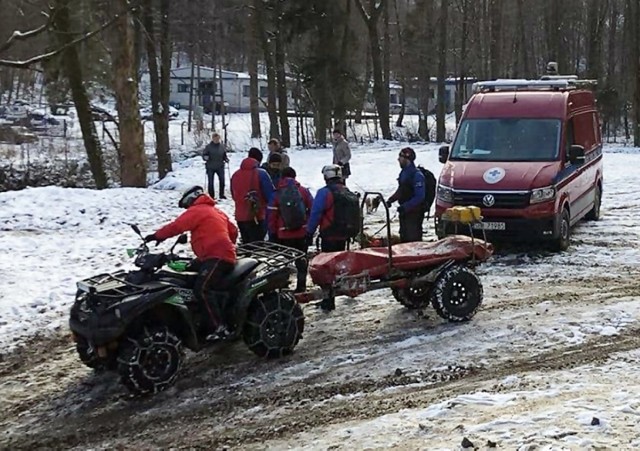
[450,118,561,162]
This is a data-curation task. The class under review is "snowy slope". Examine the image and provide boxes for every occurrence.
[1,143,640,450]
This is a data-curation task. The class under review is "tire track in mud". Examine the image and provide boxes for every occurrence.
[5,327,640,449]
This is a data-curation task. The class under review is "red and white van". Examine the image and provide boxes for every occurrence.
[435,77,603,250]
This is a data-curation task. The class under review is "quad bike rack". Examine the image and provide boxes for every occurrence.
[237,241,307,270]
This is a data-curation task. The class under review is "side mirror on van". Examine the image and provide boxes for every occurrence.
[439,145,450,163]
[569,144,585,165]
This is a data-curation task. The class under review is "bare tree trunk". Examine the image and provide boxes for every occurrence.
[436,0,448,142]
[248,0,261,138]
[333,0,353,134]
[393,0,407,127]
[633,0,640,146]
[355,0,391,140]
[112,0,146,187]
[142,0,172,180]
[258,6,279,140]
[586,0,606,80]
[455,0,469,125]
[516,0,531,77]
[52,0,107,189]
[489,0,503,79]
[187,55,194,131]
[274,0,290,147]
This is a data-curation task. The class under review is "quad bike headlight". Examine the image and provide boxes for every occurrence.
[437,185,454,203]
[530,186,556,204]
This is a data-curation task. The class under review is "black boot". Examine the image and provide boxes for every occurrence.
[318,297,335,312]
[295,274,307,293]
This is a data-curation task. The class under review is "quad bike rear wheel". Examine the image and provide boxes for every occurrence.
[430,264,483,322]
[243,291,304,359]
[117,326,183,396]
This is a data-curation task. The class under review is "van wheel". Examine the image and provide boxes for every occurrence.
[552,208,571,251]
[585,185,602,221]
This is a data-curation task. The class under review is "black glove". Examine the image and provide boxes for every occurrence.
[386,198,394,207]
[144,233,158,243]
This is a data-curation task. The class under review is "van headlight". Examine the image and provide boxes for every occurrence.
[530,186,556,204]
[437,185,454,203]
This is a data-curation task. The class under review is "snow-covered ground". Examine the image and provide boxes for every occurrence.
[1,133,640,448]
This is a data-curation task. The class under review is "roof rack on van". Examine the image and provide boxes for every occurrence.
[473,78,597,93]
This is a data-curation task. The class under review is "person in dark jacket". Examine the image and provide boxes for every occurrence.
[307,164,349,253]
[202,132,229,199]
[261,152,283,185]
[230,148,275,243]
[267,167,314,292]
[267,138,290,168]
[145,186,238,338]
[386,147,426,243]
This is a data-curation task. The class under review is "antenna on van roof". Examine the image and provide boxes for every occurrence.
[512,87,518,103]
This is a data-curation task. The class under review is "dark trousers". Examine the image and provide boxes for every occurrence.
[320,239,347,252]
[278,237,309,292]
[399,209,425,243]
[206,167,225,198]
[238,220,266,243]
[193,258,235,330]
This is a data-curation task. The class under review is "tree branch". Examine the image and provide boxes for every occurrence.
[0,10,51,55]
[0,2,140,69]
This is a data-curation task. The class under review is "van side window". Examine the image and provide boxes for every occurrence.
[565,119,575,162]
[573,112,596,150]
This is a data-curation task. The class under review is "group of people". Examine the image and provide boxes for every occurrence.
[145,130,430,339]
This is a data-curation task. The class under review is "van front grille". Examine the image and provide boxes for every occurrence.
[453,191,530,209]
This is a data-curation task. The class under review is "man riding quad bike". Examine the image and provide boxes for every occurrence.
[69,187,306,395]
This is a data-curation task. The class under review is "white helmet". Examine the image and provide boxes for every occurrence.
[321,164,342,181]
[178,185,204,209]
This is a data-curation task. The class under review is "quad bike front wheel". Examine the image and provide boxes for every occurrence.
[117,326,184,396]
[243,291,304,359]
[75,336,107,371]
[430,264,483,322]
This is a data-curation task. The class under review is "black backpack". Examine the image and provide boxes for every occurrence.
[417,166,437,214]
[278,182,306,230]
[324,184,361,239]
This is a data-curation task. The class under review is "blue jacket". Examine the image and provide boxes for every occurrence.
[307,181,345,238]
[389,163,425,213]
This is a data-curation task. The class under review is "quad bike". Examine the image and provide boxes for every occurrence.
[296,192,493,321]
[69,225,306,395]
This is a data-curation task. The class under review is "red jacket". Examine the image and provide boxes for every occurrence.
[267,177,314,240]
[230,158,275,222]
[154,195,238,264]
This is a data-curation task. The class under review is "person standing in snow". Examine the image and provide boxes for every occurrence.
[202,132,229,199]
[230,147,275,243]
[332,129,351,181]
[386,147,426,243]
[144,186,238,339]
[267,138,290,168]
[261,152,283,185]
[267,167,314,293]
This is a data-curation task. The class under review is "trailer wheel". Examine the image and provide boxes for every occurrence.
[430,265,483,322]
[391,282,431,310]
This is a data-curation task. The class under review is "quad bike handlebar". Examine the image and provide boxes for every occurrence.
[128,224,189,272]
[359,191,394,272]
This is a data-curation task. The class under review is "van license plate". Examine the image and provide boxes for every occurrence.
[473,222,506,231]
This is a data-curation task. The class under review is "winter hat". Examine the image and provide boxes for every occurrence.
[282,167,297,178]
[268,152,283,164]
[399,147,416,161]
[248,147,263,163]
